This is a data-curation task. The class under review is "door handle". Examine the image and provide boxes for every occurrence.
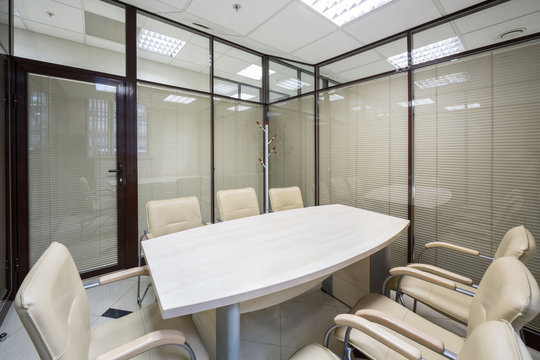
[109,163,123,185]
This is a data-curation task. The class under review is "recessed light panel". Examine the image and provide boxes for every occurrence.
[275,78,311,90]
[231,93,256,100]
[414,72,470,89]
[227,105,251,112]
[237,65,276,81]
[301,0,396,27]
[397,98,434,107]
[387,37,465,69]
[138,29,185,57]
[164,95,196,104]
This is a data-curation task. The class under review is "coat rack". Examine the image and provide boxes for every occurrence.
[257,120,277,213]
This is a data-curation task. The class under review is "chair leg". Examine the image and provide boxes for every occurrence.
[413,299,418,313]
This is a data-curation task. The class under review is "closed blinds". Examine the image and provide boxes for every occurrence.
[268,95,315,207]
[137,84,211,236]
[413,41,540,329]
[28,74,118,272]
[0,53,6,300]
[213,99,264,221]
[319,73,409,267]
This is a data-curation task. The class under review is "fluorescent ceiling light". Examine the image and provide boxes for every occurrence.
[214,83,237,94]
[164,95,196,104]
[227,105,251,112]
[237,65,276,81]
[387,37,465,69]
[414,72,470,89]
[445,103,481,111]
[301,0,395,27]
[137,28,185,57]
[351,106,363,111]
[397,98,434,107]
[275,78,311,91]
[231,93,256,100]
[329,94,345,101]
[96,84,116,93]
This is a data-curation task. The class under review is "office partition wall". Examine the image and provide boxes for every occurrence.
[318,73,409,267]
[136,84,211,237]
[268,95,315,207]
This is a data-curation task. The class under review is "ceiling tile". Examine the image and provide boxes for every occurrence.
[23,19,83,43]
[343,0,441,44]
[157,0,190,11]
[249,2,336,54]
[85,0,124,23]
[124,0,178,14]
[186,0,291,35]
[17,0,83,33]
[438,0,484,14]
[292,30,363,64]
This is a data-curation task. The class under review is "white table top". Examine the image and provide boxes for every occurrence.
[142,204,409,319]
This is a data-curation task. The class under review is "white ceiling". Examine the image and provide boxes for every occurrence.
[11,0,540,68]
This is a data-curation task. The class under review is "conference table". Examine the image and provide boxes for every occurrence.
[142,204,409,360]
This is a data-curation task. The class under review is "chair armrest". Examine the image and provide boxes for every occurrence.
[424,241,479,256]
[407,263,474,286]
[146,232,154,239]
[95,330,187,360]
[390,266,457,290]
[99,266,149,285]
[334,314,422,360]
[354,309,445,355]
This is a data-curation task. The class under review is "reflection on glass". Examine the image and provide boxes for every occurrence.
[14,0,125,75]
[301,0,395,27]
[214,41,262,102]
[319,37,406,87]
[137,13,210,92]
[269,60,314,102]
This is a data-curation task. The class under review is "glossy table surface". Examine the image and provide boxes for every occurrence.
[142,204,410,319]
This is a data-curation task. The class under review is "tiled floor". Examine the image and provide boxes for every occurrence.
[1,277,539,360]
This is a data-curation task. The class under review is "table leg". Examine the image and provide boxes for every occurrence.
[216,303,240,360]
[370,246,391,295]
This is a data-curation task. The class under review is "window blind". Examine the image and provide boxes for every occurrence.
[319,73,409,267]
[136,84,211,236]
[269,95,315,207]
[213,99,264,221]
[413,40,540,330]
[28,74,118,272]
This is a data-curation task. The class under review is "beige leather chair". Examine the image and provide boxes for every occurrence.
[334,256,540,359]
[290,318,532,360]
[396,225,536,324]
[216,187,260,221]
[14,242,209,360]
[269,186,304,212]
[138,196,206,305]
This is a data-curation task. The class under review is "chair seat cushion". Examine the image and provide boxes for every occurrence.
[90,303,209,360]
[289,343,340,360]
[335,293,465,360]
[398,275,475,324]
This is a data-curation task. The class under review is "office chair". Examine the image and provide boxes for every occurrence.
[14,242,209,360]
[395,225,536,324]
[216,187,260,221]
[331,256,540,359]
[138,196,206,305]
[290,318,532,360]
[79,176,114,229]
[269,186,304,211]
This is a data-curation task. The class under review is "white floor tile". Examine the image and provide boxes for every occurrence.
[0,327,39,360]
[241,304,281,345]
[240,340,281,360]
[0,304,23,335]
[86,278,134,316]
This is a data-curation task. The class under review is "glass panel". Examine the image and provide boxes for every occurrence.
[319,73,409,267]
[268,95,315,207]
[14,0,125,76]
[137,13,210,92]
[137,84,211,238]
[0,0,8,49]
[214,41,262,102]
[0,53,7,306]
[214,99,263,221]
[412,1,540,66]
[319,37,406,88]
[413,40,540,329]
[28,74,118,272]
[269,60,315,102]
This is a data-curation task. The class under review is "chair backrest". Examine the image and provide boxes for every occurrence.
[146,196,204,238]
[216,187,260,221]
[494,225,536,264]
[269,186,304,212]
[459,320,532,360]
[468,256,540,336]
[14,242,90,360]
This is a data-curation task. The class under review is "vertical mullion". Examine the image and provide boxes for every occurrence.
[407,31,414,263]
